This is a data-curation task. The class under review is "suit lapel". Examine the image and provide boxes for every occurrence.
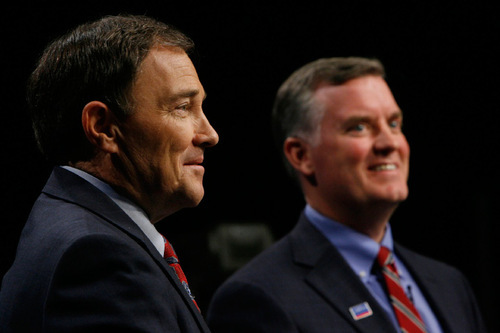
[43,167,210,332]
[395,245,455,333]
[291,214,397,333]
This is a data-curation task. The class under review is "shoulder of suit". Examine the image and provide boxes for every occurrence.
[395,243,464,278]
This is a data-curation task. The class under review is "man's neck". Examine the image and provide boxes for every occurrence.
[69,159,152,218]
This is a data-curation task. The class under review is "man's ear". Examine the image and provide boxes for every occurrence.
[283,137,315,177]
[81,101,119,154]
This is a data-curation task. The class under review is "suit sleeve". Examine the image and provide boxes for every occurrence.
[44,233,185,332]
[207,280,299,333]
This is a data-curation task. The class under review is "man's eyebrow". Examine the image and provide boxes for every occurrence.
[343,110,403,124]
[344,115,371,123]
[172,89,207,100]
[177,89,200,98]
[163,89,206,106]
[390,110,404,119]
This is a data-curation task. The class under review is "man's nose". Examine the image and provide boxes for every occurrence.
[195,112,219,148]
[373,126,398,154]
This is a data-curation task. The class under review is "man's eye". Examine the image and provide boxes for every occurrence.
[389,120,402,129]
[172,104,189,116]
[351,123,366,132]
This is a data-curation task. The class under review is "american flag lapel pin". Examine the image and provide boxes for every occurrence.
[349,302,373,321]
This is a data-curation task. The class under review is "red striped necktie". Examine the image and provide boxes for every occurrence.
[163,238,200,312]
[377,246,427,333]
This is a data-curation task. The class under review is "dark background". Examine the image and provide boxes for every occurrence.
[1,1,498,331]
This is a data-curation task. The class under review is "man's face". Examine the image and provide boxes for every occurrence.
[115,47,218,222]
[307,75,409,213]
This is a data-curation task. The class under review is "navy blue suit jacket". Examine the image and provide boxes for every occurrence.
[0,167,210,332]
[207,213,486,333]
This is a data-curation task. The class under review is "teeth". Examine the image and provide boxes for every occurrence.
[373,164,396,171]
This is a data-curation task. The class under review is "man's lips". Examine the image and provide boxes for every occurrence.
[368,163,397,171]
[184,156,204,166]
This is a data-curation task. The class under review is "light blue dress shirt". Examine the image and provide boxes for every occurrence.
[305,204,443,333]
[61,166,165,256]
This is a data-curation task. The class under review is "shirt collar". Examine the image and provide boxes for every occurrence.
[305,204,394,282]
[61,166,165,256]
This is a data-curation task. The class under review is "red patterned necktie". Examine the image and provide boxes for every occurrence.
[377,246,427,333]
[163,238,200,312]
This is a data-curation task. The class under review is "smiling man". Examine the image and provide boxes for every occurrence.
[207,57,486,333]
[0,15,217,332]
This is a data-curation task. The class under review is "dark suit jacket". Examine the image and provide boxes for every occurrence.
[0,167,210,332]
[207,213,486,333]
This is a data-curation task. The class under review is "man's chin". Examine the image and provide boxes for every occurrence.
[182,186,205,208]
[368,191,408,208]
[377,185,408,203]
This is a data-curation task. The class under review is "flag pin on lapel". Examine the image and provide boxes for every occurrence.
[349,302,373,321]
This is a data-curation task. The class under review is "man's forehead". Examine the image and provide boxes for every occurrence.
[141,47,198,81]
[315,75,387,94]
[314,76,398,110]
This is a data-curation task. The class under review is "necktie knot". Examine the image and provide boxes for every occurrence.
[377,246,393,268]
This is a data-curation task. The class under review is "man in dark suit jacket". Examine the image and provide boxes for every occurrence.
[0,15,218,332]
[207,57,486,332]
